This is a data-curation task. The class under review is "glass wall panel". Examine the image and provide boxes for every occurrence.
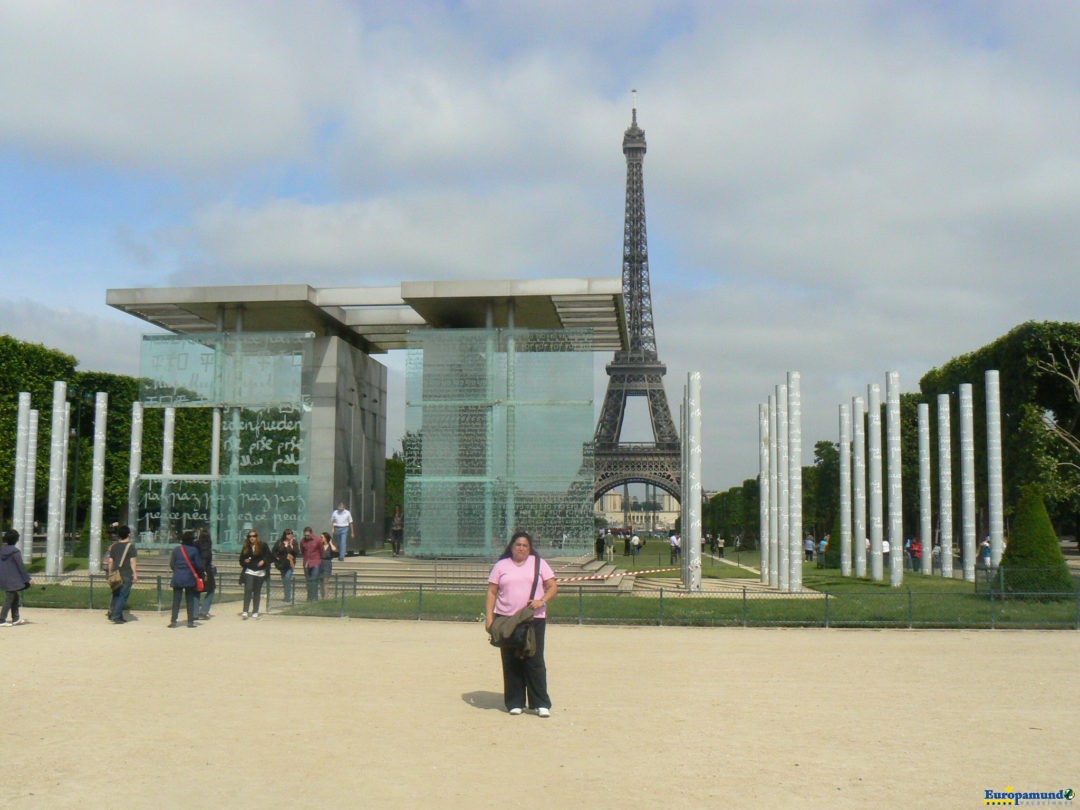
[405,328,594,557]
[136,332,313,550]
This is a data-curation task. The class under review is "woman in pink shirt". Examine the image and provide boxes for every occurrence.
[485,531,558,717]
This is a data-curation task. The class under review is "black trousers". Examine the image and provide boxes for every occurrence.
[1,590,22,622]
[170,586,198,623]
[243,574,265,613]
[499,618,551,711]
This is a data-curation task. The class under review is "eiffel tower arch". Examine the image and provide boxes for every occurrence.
[594,100,681,504]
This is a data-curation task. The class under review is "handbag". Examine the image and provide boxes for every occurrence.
[490,555,542,657]
[179,546,205,592]
[107,543,131,592]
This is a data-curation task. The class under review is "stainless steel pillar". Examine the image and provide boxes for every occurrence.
[45,381,67,577]
[852,396,866,577]
[768,393,779,588]
[128,402,143,531]
[787,371,802,591]
[959,384,976,582]
[985,370,1004,567]
[839,403,852,577]
[886,372,903,587]
[88,392,108,573]
[776,384,789,591]
[759,403,770,586]
[23,410,39,560]
[867,384,884,581]
[937,394,954,578]
[918,403,932,575]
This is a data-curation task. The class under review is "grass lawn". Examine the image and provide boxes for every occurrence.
[615,552,759,579]
[20,563,1079,629]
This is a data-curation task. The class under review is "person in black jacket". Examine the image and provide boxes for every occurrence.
[169,531,204,628]
[239,529,271,619]
[195,528,215,619]
[0,529,32,626]
[271,529,299,604]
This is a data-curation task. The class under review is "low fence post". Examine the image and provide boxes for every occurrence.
[418,583,424,620]
[1075,589,1079,631]
[742,588,748,628]
[89,574,95,610]
[990,588,996,630]
[907,589,913,629]
[353,571,358,597]
[339,587,345,618]
[658,588,664,626]
[824,592,829,629]
[156,576,162,611]
[577,587,583,625]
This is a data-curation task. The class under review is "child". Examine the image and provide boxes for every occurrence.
[0,529,33,626]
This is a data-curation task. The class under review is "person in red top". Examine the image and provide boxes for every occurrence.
[300,526,323,602]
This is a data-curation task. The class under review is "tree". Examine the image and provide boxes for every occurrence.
[809,440,839,538]
[385,451,405,529]
[920,321,1080,537]
[1035,338,1080,479]
[997,485,1074,595]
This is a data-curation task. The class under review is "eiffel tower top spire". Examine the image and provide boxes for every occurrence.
[620,92,657,359]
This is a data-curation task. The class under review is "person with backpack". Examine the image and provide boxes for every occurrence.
[0,529,32,627]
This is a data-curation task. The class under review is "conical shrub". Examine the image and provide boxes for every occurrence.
[998,485,1075,595]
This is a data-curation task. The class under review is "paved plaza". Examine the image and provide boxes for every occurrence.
[2,610,1076,808]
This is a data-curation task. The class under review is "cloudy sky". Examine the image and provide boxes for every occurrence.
[2,1,1078,490]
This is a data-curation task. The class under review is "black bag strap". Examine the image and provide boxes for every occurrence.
[530,554,541,603]
[179,546,199,580]
[115,542,131,571]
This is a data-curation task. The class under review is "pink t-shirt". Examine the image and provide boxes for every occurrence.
[488,556,554,619]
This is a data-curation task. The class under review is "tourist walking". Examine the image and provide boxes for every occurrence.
[168,531,204,628]
[330,501,354,561]
[485,531,557,717]
[717,536,725,558]
[272,529,299,604]
[320,531,337,598]
[0,529,32,627]
[300,526,322,601]
[390,505,404,556]
[604,531,615,562]
[106,524,138,623]
[239,529,271,619]
[195,528,215,619]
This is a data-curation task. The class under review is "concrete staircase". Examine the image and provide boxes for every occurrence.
[103,552,630,592]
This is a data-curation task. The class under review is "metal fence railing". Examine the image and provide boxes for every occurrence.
[21,576,1080,629]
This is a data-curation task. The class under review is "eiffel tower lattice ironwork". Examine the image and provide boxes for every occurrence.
[594,102,681,502]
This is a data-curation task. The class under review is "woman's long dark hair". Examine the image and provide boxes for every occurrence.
[498,530,537,561]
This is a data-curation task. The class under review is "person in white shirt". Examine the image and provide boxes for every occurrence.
[330,502,355,561]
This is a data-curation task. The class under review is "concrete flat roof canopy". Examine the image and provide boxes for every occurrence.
[106,277,627,352]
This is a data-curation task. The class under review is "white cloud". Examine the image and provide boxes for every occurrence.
[168,185,617,285]
[0,1,359,173]
[0,299,151,376]
[1,1,1077,489]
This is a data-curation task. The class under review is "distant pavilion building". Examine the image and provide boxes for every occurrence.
[107,279,625,554]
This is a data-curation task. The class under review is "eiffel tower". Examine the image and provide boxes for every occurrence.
[593,99,681,502]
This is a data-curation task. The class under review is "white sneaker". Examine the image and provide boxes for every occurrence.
[508,708,523,716]
[241,612,248,619]
[537,707,551,718]
[0,621,11,627]
[252,613,260,619]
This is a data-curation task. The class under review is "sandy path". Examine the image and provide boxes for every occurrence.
[1,610,1076,808]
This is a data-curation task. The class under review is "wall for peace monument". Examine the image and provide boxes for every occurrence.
[404,328,595,557]
[135,331,385,551]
